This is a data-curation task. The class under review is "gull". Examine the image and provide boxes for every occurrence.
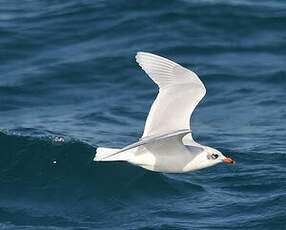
[94,52,235,173]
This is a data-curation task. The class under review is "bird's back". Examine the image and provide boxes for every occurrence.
[128,135,201,173]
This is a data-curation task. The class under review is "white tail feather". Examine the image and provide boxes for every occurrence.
[94,147,132,162]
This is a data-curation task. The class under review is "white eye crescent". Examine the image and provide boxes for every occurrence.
[211,154,219,159]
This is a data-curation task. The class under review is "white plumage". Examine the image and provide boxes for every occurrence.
[94,52,235,173]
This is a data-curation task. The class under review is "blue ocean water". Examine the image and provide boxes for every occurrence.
[0,0,286,229]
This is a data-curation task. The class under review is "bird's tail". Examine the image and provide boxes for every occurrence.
[94,147,132,162]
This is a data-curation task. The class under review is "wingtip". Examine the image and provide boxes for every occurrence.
[135,51,151,65]
[135,51,141,63]
[136,51,155,59]
[135,52,164,66]
[135,51,146,60]
[136,51,147,55]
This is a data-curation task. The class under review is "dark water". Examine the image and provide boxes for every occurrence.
[1,0,286,229]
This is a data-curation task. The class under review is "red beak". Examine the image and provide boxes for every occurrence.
[223,157,235,164]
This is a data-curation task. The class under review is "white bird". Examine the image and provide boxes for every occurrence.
[94,52,235,173]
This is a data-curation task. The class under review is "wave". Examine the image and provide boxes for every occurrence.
[0,131,209,229]
[0,132,205,200]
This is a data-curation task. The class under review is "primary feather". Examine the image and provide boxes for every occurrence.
[135,52,206,137]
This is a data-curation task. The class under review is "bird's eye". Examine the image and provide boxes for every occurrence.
[211,154,219,159]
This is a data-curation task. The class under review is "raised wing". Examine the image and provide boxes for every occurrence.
[136,52,206,138]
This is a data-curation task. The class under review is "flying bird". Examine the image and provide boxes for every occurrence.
[94,52,235,173]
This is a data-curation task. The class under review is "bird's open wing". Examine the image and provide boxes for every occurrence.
[97,130,203,161]
[136,52,206,138]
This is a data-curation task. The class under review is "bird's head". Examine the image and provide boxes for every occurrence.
[205,147,235,166]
